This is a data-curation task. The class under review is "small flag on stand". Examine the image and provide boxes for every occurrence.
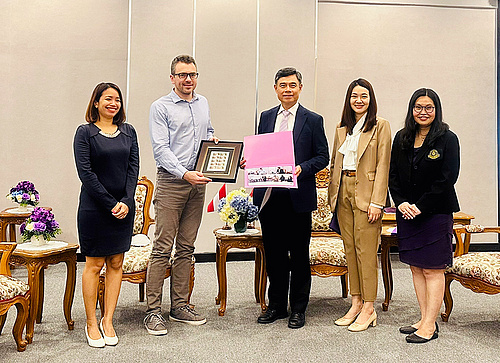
[207,184,227,212]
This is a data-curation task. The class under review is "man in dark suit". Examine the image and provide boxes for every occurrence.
[253,67,329,328]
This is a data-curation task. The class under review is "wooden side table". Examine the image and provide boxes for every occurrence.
[0,207,52,242]
[380,211,474,311]
[213,228,267,316]
[11,241,78,343]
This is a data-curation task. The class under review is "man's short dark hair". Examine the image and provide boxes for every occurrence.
[171,55,197,75]
[274,67,302,84]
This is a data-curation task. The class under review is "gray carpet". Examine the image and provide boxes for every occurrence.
[1,258,499,362]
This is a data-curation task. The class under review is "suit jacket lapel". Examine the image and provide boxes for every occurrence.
[260,106,279,134]
[358,124,376,161]
[413,143,429,165]
[336,126,347,165]
[293,104,306,144]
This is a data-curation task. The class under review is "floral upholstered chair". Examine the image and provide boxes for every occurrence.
[0,242,30,352]
[98,176,195,315]
[310,168,348,298]
[441,225,500,322]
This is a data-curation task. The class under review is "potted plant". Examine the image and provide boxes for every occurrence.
[217,188,258,233]
[20,207,61,246]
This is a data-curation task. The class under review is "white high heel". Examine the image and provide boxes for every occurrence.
[85,324,105,348]
[100,318,119,346]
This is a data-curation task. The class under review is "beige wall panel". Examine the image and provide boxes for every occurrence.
[257,0,317,114]
[194,0,258,252]
[319,0,495,8]
[126,0,194,237]
[317,3,497,234]
[0,1,128,243]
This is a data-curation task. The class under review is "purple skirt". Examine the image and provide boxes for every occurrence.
[396,212,453,269]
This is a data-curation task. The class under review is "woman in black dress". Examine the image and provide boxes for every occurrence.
[74,82,139,347]
[389,88,460,344]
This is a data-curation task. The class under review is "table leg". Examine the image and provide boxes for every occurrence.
[381,239,393,311]
[36,267,45,323]
[256,246,267,313]
[9,224,16,242]
[215,243,221,305]
[217,245,229,316]
[254,249,260,303]
[25,262,43,344]
[0,221,5,242]
[63,255,77,330]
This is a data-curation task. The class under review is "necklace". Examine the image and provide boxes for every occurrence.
[417,131,428,141]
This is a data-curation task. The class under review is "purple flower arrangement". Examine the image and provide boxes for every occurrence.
[6,180,40,207]
[20,207,61,242]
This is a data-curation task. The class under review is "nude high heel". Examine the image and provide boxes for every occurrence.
[335,311,360,326]
[348,311,377,332]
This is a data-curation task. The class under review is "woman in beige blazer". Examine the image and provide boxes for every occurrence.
[328,79,391,331]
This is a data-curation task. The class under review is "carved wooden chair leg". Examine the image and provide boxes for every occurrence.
[13,300,29,352]
[98,275,105,317]
[139,282,145,302]
[0,312,7,334]
[340,274,348,298]
[441,274,454,322]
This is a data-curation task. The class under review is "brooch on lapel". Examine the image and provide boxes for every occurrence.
[428,149,440,160]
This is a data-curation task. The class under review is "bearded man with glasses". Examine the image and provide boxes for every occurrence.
[145,55,218,335]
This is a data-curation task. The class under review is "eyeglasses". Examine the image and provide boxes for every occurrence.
[172,73,199,80]
[414,105,435,114]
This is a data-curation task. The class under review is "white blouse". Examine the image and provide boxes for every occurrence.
[339,114,366,170]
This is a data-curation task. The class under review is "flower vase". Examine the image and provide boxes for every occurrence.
[31,235,48,246]
[233,218,247,233]
[16,204,29,213]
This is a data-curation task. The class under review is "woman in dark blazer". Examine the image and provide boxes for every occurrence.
[389,88,460,343]
[74,82,139,347]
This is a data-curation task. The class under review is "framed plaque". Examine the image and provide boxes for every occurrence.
[195,140,243,183]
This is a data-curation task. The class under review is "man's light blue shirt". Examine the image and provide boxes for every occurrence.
[149,90,214,179]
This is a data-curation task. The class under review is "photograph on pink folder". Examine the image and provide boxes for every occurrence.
[243,131,297,189]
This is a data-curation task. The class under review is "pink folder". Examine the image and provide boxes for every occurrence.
[244,131,297,189]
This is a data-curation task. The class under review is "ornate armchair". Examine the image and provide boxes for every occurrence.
[0,242,30,351]
[310,168,348,297]
[441,225,500,322]
[98,176,195,315]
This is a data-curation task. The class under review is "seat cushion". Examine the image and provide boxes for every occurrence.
[122,244,153,274]
[310,236,346,267]
[446,252,500,287]
[312,188,333,231]
[0,275,30,301]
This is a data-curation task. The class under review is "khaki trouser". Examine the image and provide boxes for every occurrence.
[337,175,381,302]
[146,170,205,312]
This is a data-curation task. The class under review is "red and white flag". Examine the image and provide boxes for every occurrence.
[207,184,227,212]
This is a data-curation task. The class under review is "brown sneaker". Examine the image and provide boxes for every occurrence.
[144,312,168,335]
[169,305,207,325]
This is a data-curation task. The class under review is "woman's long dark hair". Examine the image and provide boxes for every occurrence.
[85,82,126,125]
[399,88,449,150]
[341,78,377,134]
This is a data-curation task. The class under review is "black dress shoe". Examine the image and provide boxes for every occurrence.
[400,321,439,335]
[257,309,288,324]
[399,325,417,334]
[406,331,438,343]
[288,312,305,329]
